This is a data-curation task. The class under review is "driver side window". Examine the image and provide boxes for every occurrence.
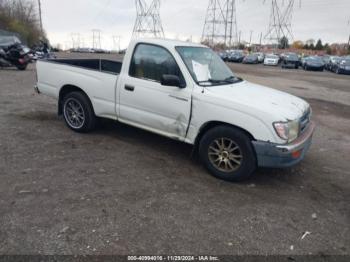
[129,44,185,85]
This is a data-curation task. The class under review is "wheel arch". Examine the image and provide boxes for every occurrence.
[192,121,256,155]
[58,85,93,115]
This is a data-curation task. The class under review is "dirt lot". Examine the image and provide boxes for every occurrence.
[0,54,349,256]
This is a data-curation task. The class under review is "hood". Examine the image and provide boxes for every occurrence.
[204,81,309,121]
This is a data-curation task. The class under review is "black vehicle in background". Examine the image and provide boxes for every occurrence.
[228,50,245,63]
[281,53,300,69]
[303,56,325,71]
[0,42,31,70]
[242,54,259,64]
[218,51,229,62]
[332,58,350,75]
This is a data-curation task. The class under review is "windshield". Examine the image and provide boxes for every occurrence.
[176,46,241,86]
[309,56,323,62]
[287,54,298,59]
[340,59,350,66]
[0,36,21,47]
[266,55,278,59]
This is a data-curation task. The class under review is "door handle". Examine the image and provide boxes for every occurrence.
[125,85,135,92]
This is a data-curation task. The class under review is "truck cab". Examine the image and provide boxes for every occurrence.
[35,38,315,182]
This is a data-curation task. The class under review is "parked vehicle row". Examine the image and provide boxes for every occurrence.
[219,49,350,75]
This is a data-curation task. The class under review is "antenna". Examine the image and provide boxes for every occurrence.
[202,0,239,47]
[132,0,165,39]
[92,29,102,50]
[264,0,298,47]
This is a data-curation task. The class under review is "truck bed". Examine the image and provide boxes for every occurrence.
[46,59,122,75]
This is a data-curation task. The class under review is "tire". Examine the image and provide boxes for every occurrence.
[16,64,27,70]
[199,126,257,182]
[62,92,96,133]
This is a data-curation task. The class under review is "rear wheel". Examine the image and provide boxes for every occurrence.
[16,64,27,70]
[62,92,96,133]
[199,126,257,182]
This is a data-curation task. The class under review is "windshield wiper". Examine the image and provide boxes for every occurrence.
[197,76,242,85]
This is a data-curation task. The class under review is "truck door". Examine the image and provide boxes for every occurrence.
[118,43,192,140]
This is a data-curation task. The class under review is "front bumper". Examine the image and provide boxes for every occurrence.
[253,122,316,168]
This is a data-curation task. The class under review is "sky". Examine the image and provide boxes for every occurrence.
[40,0,350,50]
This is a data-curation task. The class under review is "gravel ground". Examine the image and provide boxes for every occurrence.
[0,54,349,256]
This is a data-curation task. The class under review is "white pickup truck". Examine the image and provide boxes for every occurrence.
[35,38,315,182]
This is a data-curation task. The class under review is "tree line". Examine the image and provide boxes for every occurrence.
[0,0,45,46]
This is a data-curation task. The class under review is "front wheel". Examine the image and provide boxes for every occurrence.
[199,126,257,182]
[62,92,96,133]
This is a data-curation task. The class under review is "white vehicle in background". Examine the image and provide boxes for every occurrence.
[35,38,315,182]
[254,52,265,63]
[264,54,280,66]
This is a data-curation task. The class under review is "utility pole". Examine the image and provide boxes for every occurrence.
[202,0,239,48]
[238,30,242,47]
[347,18,350,50]
[249,30,253,46]
[37,0,43,35]
[259,32,263,46]
[132,0,164,39]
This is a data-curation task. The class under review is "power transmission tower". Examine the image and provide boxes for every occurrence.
[113,35,122,52]
[202,0,239,48]
[71,33,81,49]
[132,0,165,39]
[264,0,297,47]
[92,29,102,50]
[37,0,43,35]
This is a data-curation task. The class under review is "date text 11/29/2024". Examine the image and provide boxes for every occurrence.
[128,256,219,261]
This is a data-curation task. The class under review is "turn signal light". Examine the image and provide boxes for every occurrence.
[292,150,302,159]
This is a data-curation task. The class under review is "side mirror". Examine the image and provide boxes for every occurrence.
[161,74,185,89]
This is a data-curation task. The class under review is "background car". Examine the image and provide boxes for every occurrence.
[218,51,229,62]
[281,52,300,69]
[327,56,341,71]
[303,56,325,71]
[254,52,265,63]
[242,54,259,64]
[332,58,350,75]
[228,50,245,63]
[301,56,310,68]
[322,55,331,65]
[264,54,279,66]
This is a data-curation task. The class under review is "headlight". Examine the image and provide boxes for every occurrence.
[273,120,300,142]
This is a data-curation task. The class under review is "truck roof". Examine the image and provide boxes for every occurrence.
[131,38,207,49]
